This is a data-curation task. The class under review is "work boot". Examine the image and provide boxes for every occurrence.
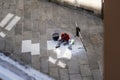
[56,45,60,48]
[68,46,72,50]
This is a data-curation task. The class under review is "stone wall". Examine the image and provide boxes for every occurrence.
[50,0,102,15]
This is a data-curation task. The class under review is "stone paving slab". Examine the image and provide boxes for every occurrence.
[22,31,32,40]
[48,50,58,68]
[92,69,103,80]
[21,52,31,64]
[82,76,93,80]
[80,64,92,76]
[14,35,22,54]
[0,32,6,38]
[48,57,57,66]
[86,43,99,70]
[31,43,40,55]
[67,57,80,74]
[31,55,41,70]
[88,54,99,70]
[48,50,58,59]
[40,35,48,57]
[40,57,49,74]
[0,38,5,51]
[17,0,24,10]
[76,49,89,64]
[4,37,14,53]
[32,32,40,43]
[49,67,60,80]
[15,35,22,44]
[23,20,32,32]
[57,61,66,68]
[0,13,14,28]
[15,23,22,35]
[70,74,82,80]
[13,45,21,54]
[5,16,21,31]
[31,21,39,32]
[21,40,31,53]
[59,69,69,80]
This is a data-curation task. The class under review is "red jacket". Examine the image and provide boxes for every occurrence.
[61,33,70,41]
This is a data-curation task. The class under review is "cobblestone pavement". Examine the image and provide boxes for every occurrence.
[0,0,103,80]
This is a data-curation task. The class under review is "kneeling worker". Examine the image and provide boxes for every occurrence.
[56,33,70,48]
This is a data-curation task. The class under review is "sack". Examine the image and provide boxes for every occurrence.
[69,39,75,45]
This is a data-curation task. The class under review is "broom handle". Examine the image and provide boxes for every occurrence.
[75,22,87,52]
[79,31,87,52]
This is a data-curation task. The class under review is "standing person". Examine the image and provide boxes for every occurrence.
[75,22,80,37]
[56,33,70,48]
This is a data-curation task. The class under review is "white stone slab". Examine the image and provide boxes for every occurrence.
[0,13,14,28]
[54,48,63,59]
[48,57,57,64]
[62,48,72,59]
[0,32,6,38]
[22,40,31,53]
[47,41,57,50]
[5,16,21,31]
[31,43,40,55]
[57,61,66,68]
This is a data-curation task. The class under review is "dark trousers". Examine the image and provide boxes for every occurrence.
[57,39,69,47]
